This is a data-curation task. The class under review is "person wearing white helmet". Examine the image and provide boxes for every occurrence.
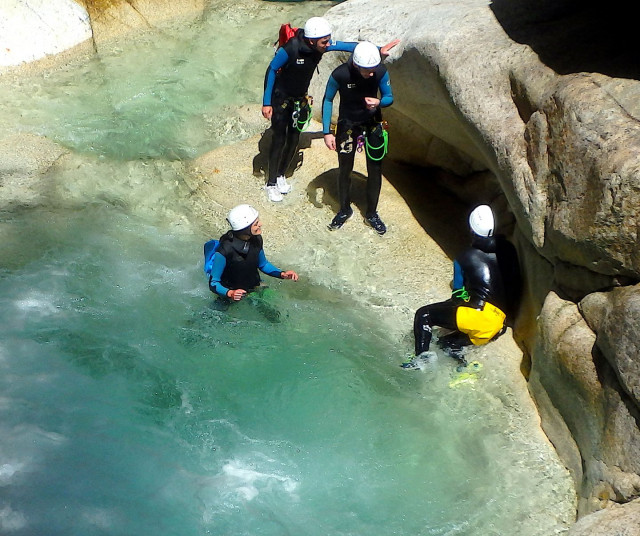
[322,41,394,235]
[262,17,399,203]
[404,205,521,369]
[207,204,298,301]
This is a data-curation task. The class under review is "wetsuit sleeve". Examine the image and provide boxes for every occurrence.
[452,260,464,290]
[263,48,290,106]
[378,71,393,108]
[258,249,282,278]
[208,252,230,297]
[326,41,357,53]
[322,75,339,134]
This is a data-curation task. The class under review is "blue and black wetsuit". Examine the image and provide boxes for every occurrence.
[413,235,521,357]
[322,59,393,218]
[208,232,282,298]
[263,31,357,186]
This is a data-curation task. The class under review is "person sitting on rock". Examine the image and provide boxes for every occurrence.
[404,204,521,368]
[262,17,398,203]
[208,204,298,301]
[322,41,394,235]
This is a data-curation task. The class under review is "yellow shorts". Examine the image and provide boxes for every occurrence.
[456,303,506,346]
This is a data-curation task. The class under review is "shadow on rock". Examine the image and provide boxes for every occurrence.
[252,128,325,180]
[252,128,271,179]
[490,0,638,80]
[382,160,470,259]
[306,168,375,221]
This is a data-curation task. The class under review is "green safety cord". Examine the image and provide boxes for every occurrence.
[452,287,470,302]
[365,128,389,161]
[293,101,313,132]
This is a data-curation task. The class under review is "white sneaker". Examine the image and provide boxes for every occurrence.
[266,185,283,202]
[276,175,291,194]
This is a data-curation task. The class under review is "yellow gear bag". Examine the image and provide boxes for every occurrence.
[455,302,506,346]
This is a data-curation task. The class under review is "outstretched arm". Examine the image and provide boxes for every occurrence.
[326,39,399,58]
[258,250,283,278]
[325,41,358,53]
[258,250,299,282]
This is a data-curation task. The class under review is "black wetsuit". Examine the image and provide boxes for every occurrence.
[413,235,521,357]
[263,32,356,186]
[217,233,263,291]
[322,59,393,217]
[208,232,282,297]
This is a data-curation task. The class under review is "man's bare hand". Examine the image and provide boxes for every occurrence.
[380,39,400,58]
[324,133,336,151]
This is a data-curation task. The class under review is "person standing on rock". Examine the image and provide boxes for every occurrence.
[262,17,398,203]
[206,204,299,301]
[322,41,394,235]
[404,205,521,369]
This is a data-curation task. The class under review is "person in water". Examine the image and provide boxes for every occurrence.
[322,41,394,235]
[208,204,298,301]
[262,17,398,202]
[405,205,521,368]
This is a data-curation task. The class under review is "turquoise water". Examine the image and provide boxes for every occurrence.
[0,1,575,535]
[1,0,327,160]
[0,206,574,536]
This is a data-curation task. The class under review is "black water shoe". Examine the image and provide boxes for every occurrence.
[328,209,353,230]
[365,213,387,235]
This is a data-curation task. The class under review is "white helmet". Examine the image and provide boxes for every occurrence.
[353,41,381,68]
[469,205,494,237]
[227,204,259,231]
[303,17,332,39]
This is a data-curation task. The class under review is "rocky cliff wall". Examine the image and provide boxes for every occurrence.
[309,0,640,529]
